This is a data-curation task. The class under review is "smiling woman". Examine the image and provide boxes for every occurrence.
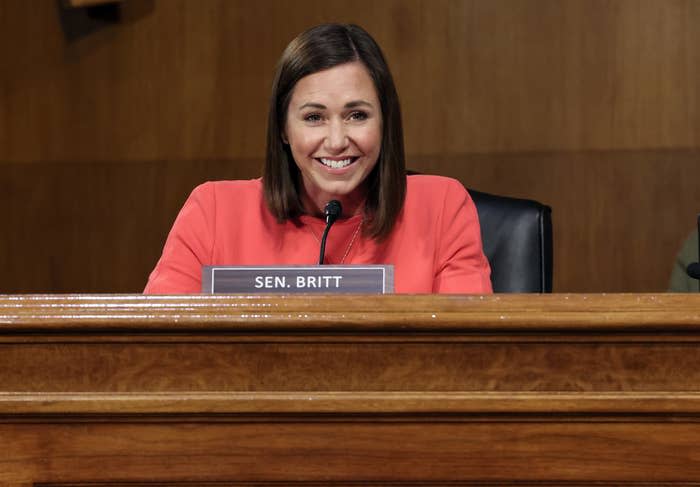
[284,61,382,219]
[144,24,492,295]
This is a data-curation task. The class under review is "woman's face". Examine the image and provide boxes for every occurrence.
[284,61,382,216]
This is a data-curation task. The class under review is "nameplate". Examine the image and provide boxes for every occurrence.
[202,265,394,294]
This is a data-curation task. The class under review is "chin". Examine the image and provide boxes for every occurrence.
[318,183,357,198]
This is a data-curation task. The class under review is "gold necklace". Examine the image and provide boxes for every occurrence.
[307,218,364,264]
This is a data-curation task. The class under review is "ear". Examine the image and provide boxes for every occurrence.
[281,131,289,145]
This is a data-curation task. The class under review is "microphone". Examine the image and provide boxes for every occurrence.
[318,200,342,265]
[686,214,700,283]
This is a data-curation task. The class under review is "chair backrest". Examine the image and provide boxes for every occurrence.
[469,189,553,293]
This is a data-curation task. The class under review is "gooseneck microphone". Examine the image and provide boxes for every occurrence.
[687,214,700,282]
[318,200,342,265]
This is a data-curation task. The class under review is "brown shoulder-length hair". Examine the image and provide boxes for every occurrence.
[263,23,406,240]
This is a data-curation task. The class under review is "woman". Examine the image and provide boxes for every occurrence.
[144,23,492,294]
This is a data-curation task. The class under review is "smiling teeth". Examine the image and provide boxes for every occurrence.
[320,157,353,169]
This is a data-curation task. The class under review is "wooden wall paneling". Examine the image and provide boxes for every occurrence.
[1,0,700,292]
[2,151,699,293]
[0,158,263,293]
[2,0,700,162]
[391,0,700,154]
[413,150,700,292]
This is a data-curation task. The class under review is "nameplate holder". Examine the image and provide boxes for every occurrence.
[202,265,394,294]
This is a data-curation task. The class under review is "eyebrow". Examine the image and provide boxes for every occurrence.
[298,100,374,111]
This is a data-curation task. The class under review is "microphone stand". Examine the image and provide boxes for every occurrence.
[319,200,342,265]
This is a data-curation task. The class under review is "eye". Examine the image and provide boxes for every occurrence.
[349,111,368,121]
[303,113,322,123]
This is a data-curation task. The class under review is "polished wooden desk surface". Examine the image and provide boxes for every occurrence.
[3,292,700,329]
[1,293,700,485]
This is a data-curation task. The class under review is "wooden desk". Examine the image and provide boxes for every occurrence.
[2,294,700,485]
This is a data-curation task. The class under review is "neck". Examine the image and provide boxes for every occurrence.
[300,188,367,220]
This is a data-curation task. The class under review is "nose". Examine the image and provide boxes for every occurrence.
[323,119,348,153]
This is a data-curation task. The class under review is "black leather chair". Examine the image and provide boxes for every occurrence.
[469,189,553,293]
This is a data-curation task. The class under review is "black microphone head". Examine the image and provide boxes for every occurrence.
[324,200,342,225]
[687,262,700,280]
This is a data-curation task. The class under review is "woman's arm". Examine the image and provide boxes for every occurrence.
[144,183,216,294]
[432,179,492,294]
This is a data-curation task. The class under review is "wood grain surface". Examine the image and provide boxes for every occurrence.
[2,0,698,161]
[2,294,700,483]
[3,294,700,483]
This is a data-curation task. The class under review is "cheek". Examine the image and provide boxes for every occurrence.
[360,125,382,154]
[288,128,320,156]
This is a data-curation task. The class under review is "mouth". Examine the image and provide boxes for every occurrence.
[316,157,359,169]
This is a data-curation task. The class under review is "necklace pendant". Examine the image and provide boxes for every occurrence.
[306,218,364,265]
